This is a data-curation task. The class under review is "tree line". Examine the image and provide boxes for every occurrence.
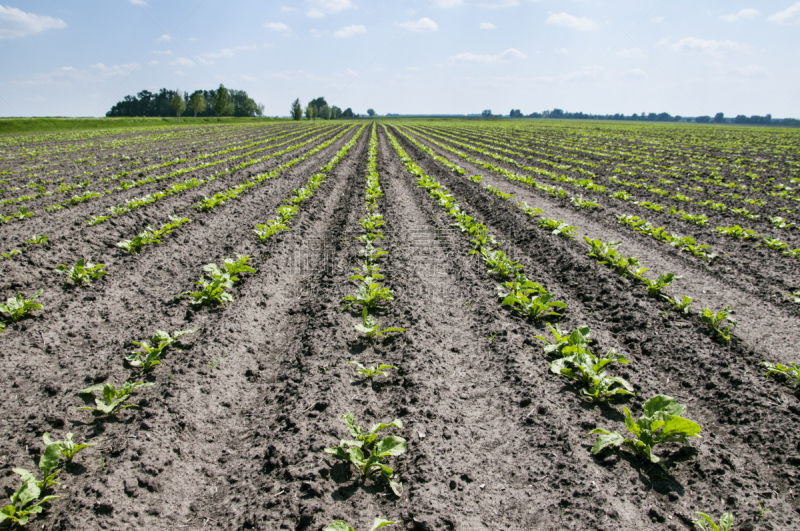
[497,108,795,125]
[106,84,264,120]
[289,97,358,120]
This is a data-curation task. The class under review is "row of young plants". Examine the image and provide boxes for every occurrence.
[406,126,800,264]
[194,125,354,213]
[85,126,347,226]
[385,125,736,530]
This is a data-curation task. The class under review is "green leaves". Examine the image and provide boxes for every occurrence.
[535,323,591,357]
[694,512,733,531]
[551,348,634,402]
[700,306,737,344]
[537,218,577,239]
[762,361,800,388]
[471,247,522,278]
[589,395,701,468]
[180,256,255,306]
[324,413,406,497]
[353,310,405,340]
[349,361,397,379]
[79,381,154,416]
[0,471,59,526]
[117,216,190,254]
[25,234,48,245]
[642,272,679,297]
[497,275,565,320]
[56,258,107,285]
[664,294,693,313]
[126,329,196,371]
[42,432,96,463]
[715,225,759,240]
[342,279,394,312]
[324,518,398,531]
[0,289,43,322]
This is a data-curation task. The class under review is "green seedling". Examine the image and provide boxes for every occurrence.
[715,225,759,240]
[343,280,394,312]
[784,291,800,303]
[468,175,482,183]
[324,413,406,497]
[570,195,600,209]
[359,213,385,232]
[126,329,196,371]
[694,512,732,531]
[762,238,788,250]
[0,289,43,322]
[1,249,21,259]
[254,220,289,241]
[700,306,737,344]
[15,206,33,219]
[0,471,59,526]
[589,395,701,469]
[348,361,397,379]
[324,519,398,531]
[42,432,96,463]
[56,258,107,286]
[471,247,522,278]
[184,275,234,306]
[769,216,794,230]
[204,255,256,278]
[206,360,221,372]
[538,218,577,239]
[358,241,388,263]
[79,381,154,416]
[762,361,800,388]
[551,348,634,402]
[535,323,592,357]
[664,294,693,314]
[498,278,565,321]
[354,309,405,339]
[642,273,679,297]
[25,235,48,245]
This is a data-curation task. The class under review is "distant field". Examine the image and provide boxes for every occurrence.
[0,115,286,135]
[1,118,799,530]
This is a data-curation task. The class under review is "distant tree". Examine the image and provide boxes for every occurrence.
[367,108,376,117]
[318,104,332,120]
[695,115,712,123]
[482,110,492,117]
[342,107,354,118]
[549,108,564,119]
[256,103,265,117]
[308,97,328,116]
[305,104,317,121]
[331,105,343,120]
[188,92,206,121]
[171,90,187,122]
[714,112,725,124]
[210,84,235,121]
[509,109,523,118]
[291,98,303,120]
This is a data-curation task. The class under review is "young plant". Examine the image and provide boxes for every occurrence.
[762,238,788,251]
[664,294,693,314]
[25,235,48,245]
[78,381,154,416]
[761,361,800,388]
[204,255,256,278]
[694,512,732,531]
[56,258,107,285]
[538,218,577,239]
[184,275,234,306]
[700,306,737,344]
[126,329,196,371]
[324,413,406,496]
[499,282,565,321]
[471,247,522,278]
[1,249,21,259]
[358,242,388,263]
[254,220,289,241]
[535,323,592,357]
[324,519,397,531]
[348,361,397,379]
[589,395,701,468]
[353,309,405,339]
[42,433,96,463]
[0,289,43,322]
[342,280,394,312]
[784,291,800,303]
[642,273,679,297]
[550,348,634,402]
[0,472,59,526]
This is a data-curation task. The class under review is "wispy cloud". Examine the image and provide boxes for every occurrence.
[720,8,759,22]
[128,0,147,5]
[650,17,664,23]
[479,22,497,30]
[433,0,464,6]
[307,0,355,18]
[616,47,646,59]
[264,22,292,34]
[0,5,66,40]
[90,62,137,76]
[170,57,196,67]
[449,47,526,65]
[545,12,598,31]
[768,2,800,24]
[333,24,366,38]
[665,37,748,54]
[399,17,438,32]
[478,0,519,8]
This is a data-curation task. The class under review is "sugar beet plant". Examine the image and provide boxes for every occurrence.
[126,329,196,371]
[79,380,153,416]
[56,258,107,286]
[497,273,565,321]
[117,216,190,254]
[324,413,406,496]
[325,519,397,531]
[179,255,255,306]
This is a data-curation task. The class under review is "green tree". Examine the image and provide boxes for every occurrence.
[188,92,206,121]
[318,104,331,120]
[210,84,235,121]
[256,103,265,117]
[331,105,342,119]
[291,98,303,120]
[714,112,725,124]
[367,108,376,117]
[305,104,317,121]
[171,90,187,122]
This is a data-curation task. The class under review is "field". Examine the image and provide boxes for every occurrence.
[0,119,799,531]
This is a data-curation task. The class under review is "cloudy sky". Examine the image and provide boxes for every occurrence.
[1,0,799,117]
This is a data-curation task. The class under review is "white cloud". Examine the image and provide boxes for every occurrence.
[545,12,598,31]
[307,0,355,18]
[152,49,172,55]
[650,17,664,23]
[159,33,172,42]
[264,22,291,34]
[622,69,647,79]
[333,24,366,38]
[174,70,185,75]
[90,62,137,76]
[479,22,497,29]
[400,17,438,32]
[616,47,646,59]
[310,28,326,38]
[449,47,526,65]
[667,37,748,54]
[720,8,759,22]
[170,57,196,67]
[407,66,420,71]
[0,5,66,39]
[479,0,519,8]
[148,60,158,65]
[128,0,146,5]
[768,2,800,24]
[434,0,464,6]
[201,44,257,61]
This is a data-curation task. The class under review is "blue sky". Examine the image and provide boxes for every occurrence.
[1,0,799,117]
